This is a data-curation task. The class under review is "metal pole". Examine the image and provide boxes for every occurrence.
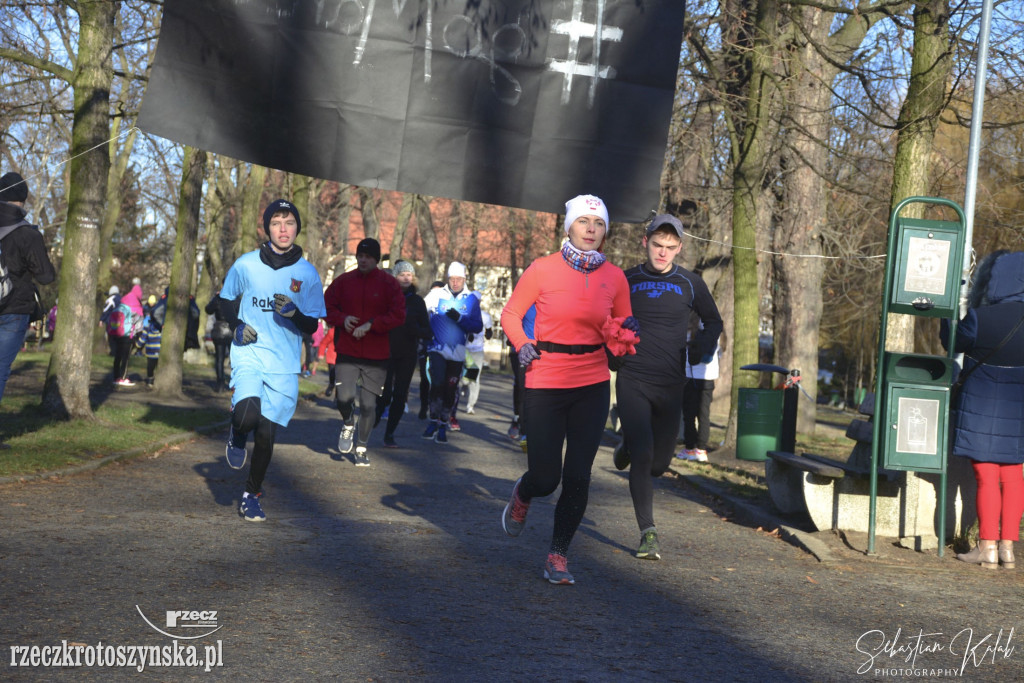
[960,0,993,298]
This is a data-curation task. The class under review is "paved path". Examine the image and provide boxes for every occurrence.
[2,373,1022,681]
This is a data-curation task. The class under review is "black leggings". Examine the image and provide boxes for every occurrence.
[213,341,231,385]
[231,396,279,495]
[378,354,417,438]
[518,381,609,556]
[616,378,684,531]
[111,335,133,380]
[427,352,463,421]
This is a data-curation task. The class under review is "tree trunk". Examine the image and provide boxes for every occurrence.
[357,187,380,241]
[195,156,227,341]
[42,0,117,419]
[153,146,207,397]
[415,195,441,293]
[391,192,415,263]
[234,164,267,261]
[97,115,138,296]
[724,0,779,445]
[292,174,323,268]
[887,0,952,354]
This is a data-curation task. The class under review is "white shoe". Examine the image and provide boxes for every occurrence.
[116,378,135,387]
[466,407,475,414]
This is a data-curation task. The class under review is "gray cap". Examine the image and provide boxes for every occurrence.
[646,214,684,239]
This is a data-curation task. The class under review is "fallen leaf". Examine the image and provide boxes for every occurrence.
[806,576,818,584]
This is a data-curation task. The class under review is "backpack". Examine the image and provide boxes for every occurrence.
[0,222,24,307]
[0,241,11,307]
[106,302,142,338]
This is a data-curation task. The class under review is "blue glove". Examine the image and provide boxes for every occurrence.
[445,308,461,321]
[273,293,298,318]
[621,316,640,334]
[234,323,258,345]
[518,343,541,367]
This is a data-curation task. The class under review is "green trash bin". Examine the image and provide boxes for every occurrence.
[736,388,783,461]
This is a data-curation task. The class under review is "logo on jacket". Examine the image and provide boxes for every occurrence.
[290,278,302,293]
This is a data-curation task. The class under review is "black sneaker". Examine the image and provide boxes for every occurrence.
[383,434,398,448]
[612,440,630,471]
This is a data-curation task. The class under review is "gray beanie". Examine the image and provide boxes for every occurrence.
[392,260,415,276]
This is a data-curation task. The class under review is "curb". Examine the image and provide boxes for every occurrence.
[0,419,230,486]
[670,463,836,564]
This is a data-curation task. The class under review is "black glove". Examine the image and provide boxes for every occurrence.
[445,308,461,322]
[234,323,258,345]
[467,333,475,342]
[621,316,640,334]
[484,328,493,340]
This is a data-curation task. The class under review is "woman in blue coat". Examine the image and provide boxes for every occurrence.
[941,250,1024,569]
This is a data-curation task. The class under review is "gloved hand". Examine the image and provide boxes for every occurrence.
[485,328,493,340]
[234,323,258,345]
[467,333,475,342]
[273,293,298,318]
[621,316,640,334]
[518,343,541,368]
[445,308,461,322]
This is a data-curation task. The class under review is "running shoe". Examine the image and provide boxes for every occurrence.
[466,407,475,415]
[449,416,461,431]
[324,384,336,397]
[434,424,448,444]
[381,406,390,420]
[238,493,266,522]
[543,553,575,585]
[383,434,398,448]
[519,436,528,453]
[507,421,520,440]
[115,378,135,387]
[636,528,661,560]
[677,448,708,462]
[612,439,630,471]
[338,423,355,454]
[225,426,247,470]
[354,446,371,467]
[501,477,530,537]
[422,420,438,439]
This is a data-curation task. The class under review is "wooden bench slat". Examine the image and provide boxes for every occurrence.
[767,451,845,479]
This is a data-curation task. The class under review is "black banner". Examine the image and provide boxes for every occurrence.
[138,0,685,222]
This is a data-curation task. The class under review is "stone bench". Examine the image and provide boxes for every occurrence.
[764,394,911,536]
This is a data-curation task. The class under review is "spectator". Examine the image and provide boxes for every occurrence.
[206,288,237,392]
[0,171,56,418]
[941,250,1024,569]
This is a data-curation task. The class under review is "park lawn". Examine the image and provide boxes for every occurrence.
[1,351,226,477]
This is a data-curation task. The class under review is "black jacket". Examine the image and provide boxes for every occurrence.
[389,285,432,359]
[0,202,55,316]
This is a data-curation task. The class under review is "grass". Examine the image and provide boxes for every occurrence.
[1,351,227,477]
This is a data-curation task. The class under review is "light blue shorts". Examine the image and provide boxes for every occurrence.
[230,367,300,427]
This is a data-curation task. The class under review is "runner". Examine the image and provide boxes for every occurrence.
[612,214,722,560]
[500,194,637,585]
[323,238,405,466]
[422,262,482,444]
[220,199,326,521]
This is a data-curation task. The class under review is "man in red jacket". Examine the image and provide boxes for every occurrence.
[324,238,405,466]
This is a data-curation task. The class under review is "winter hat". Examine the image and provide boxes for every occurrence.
[262,199,302,235]
[563,194,609,234]
[356,237,381,262]
[0,172,28,203]
[108,285,119,296]
[392,260,415,276]
[448,261,467,278]
[646,214,684,239]
[148,295,157,306]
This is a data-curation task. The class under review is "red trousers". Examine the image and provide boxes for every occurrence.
[973,462,1024,541]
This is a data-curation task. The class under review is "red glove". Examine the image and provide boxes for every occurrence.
[602,316,640,357]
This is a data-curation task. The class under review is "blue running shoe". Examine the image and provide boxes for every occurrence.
[434,424,448,444]
[543,553,575,585]
[422,420,439,439]
[239,493,266,522]
[225,426,247,470]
